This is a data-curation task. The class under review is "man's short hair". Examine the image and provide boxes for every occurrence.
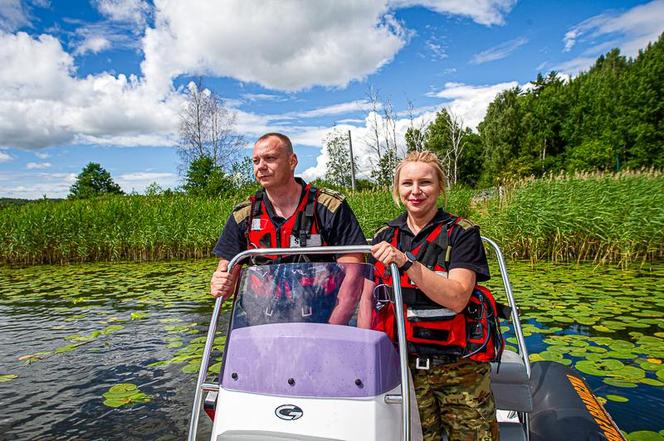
[256,132,293,154]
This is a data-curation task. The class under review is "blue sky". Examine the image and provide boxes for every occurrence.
[1,0,662,198]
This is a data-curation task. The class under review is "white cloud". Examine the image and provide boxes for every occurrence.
[34,151,49,159]
[286,100,375,120]
[301,80,518,180]
[426,42,446,61]
[26,161,51,169]
[0,32,182,150]
[563,28,581,52]
[117,171,175,181]
[558,1,664,74]
[74,35,111,55]
[389,0,516,25]
[427,81,518,129]
[471,36,528,64]
[241,93,289,102]
[0,0,29,32]
[0,172,76,199]
[0,150,12,162]
[116,171,178,193]
[0,0,523,154]
[95,0,150,26]
[70,18,145,56]
[141,0,407,93]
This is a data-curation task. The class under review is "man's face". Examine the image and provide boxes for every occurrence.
[252,136,297,190]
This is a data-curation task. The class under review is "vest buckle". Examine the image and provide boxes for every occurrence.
[415,357,430,370]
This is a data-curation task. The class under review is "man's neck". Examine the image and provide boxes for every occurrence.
[264,178,303,218]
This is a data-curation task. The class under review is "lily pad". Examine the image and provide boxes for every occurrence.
[656,369,664,381]
[529,354,544,362]
[602,378,638,388]
[0,374,18,383]
[102,324,125,334]
[593,325,611,333]
[639,378,664,387]
[575,359,625,376]
[606,394,629,403]
[102,383,151,408]
[627,431,664,441]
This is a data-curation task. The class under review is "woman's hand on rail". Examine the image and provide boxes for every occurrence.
[371,241,408,268]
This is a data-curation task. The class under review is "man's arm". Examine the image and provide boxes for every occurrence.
[327,253,365,325]
[210,258,241,300]
[210,209,249,301]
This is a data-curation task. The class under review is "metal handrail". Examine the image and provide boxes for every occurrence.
[187,245,411,441]
[481,237,531,378]
[187,239,523,441]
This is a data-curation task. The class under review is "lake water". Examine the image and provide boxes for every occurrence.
[1,258,662,440]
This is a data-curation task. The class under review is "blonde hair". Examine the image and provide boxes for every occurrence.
[391,150,447,206]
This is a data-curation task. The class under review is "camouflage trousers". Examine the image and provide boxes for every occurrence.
[410,357,499,441]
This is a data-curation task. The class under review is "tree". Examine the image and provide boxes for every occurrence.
[478,87,522,184]
[364,87,401,182]
[144,182,163,196]
[324,130,355,187]
[456,130,483,187]
[424,108,467,186]
[183,155,233,197]
[177,79,244,173]
[371,147,399,187]
[405,99,429,152]
[229,157,256,189]
[405,127,426,152]
[69,162,123,199]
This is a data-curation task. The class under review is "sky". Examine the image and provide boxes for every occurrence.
[0,0,662,199]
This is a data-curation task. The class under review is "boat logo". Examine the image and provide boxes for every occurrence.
[275,404,303,421]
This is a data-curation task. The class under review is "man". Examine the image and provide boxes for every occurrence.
[210,132,366,324]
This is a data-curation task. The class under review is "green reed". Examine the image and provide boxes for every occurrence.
[476,170,664,265]
[0,170,661,265]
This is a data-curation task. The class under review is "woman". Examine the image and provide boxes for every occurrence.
[370,151,498,441]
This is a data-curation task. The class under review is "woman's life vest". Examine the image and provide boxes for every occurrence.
[236,184,338,323]
[372,217,505,363]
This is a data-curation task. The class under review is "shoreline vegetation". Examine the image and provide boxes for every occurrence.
[1,170,662,266]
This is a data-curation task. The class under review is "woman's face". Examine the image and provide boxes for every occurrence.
[398,161,441,217]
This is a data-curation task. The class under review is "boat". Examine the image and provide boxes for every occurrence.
[187,240,625,441]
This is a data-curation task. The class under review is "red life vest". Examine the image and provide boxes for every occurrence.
[372,217,504,363]
[245,184,326,260]
[240,184,338,323]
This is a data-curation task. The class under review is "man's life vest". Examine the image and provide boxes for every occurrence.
[246,184,325,255]
[232,184,340,323]
[372,217,505,363]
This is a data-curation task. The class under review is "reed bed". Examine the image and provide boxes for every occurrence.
[476,170,664,265]
[0,171,661,265]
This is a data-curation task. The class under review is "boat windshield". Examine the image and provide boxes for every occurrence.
[230,262,377,330]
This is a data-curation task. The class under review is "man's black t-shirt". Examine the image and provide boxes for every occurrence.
[371,208,490,281]
[213,179,367,261]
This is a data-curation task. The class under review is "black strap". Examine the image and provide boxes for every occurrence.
[252,190,264,216]
[245,190,265,248]
[297,187,317,247]
[395,222,452,271]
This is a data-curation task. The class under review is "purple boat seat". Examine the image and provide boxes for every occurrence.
[221,323,401,398]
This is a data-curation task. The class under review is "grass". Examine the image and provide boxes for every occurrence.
[0,170,662,265]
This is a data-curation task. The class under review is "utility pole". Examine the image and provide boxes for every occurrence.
[348,130,356,191]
